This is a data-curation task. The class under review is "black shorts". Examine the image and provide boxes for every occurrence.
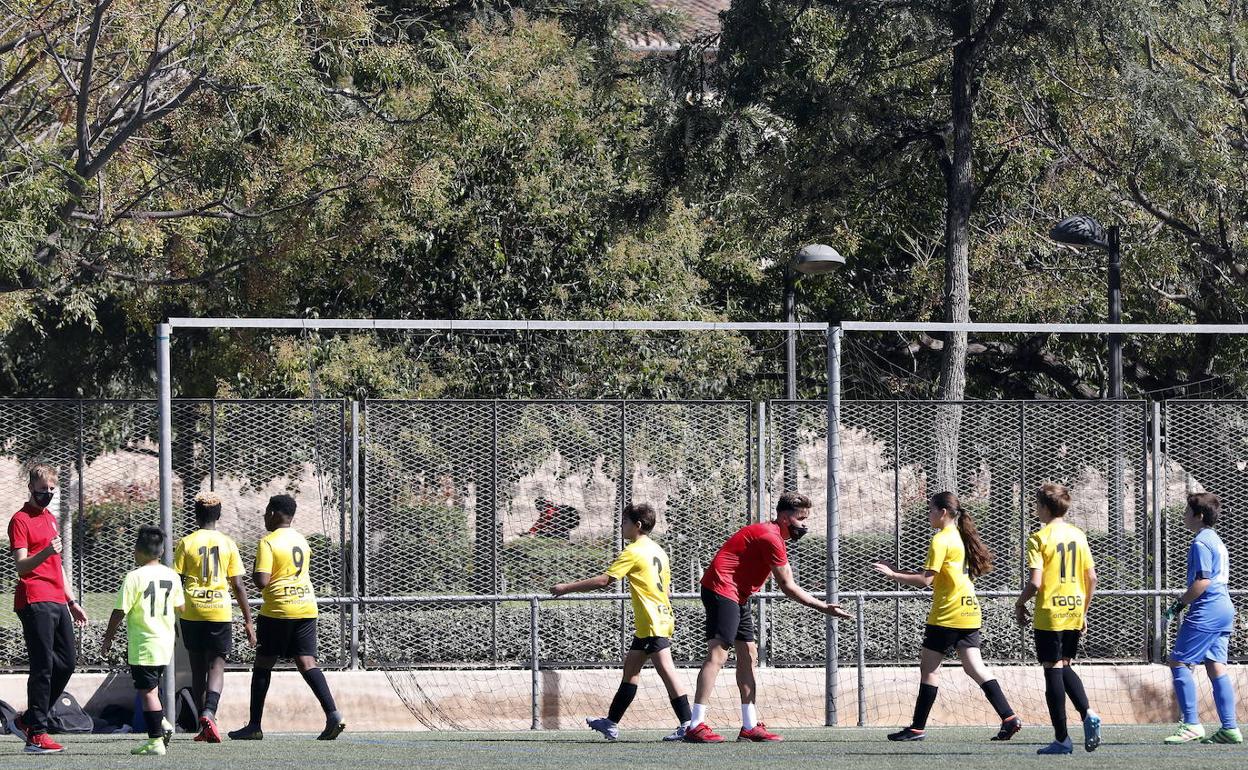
[180,619,233,658]
[256,615,318,659]
[921,624,982,654]
[1034,628,1081,664]
[629,636,672,654]
[701,586,756,645]
[131,664,165,692]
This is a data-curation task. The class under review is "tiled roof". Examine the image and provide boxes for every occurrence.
[626,0,729,52]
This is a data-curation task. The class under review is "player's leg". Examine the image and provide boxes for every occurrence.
[196,620,231,741]
[685,587,734,742]
[47,603,76,708]
[1201,635,1241,744]
[1034,628,1073,754]
[229,615,279,740]
[650,644,692,740]
[293,619,345,741]
[131,669,168,756]
[889,644,943,741]
[734,602,780,743]
[15,603,59,747]
[1056,631,1099,751]
[588,648,647,740]
[1165,621,1208,744]
[957,642,1021,740]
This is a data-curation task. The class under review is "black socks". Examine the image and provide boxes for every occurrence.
[1044,667,1068,742]
[670,694,692,724]
[301,667,339,715]
[911,683,939,730]
[143,710,163,739]
[1062,667,1089,720]
[202,690,221,720]
[980,679,1014,720]
[608,683,638,724]
[249,668,272,728]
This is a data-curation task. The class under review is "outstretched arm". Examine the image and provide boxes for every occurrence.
[772,564,852,619]
[551,574,612,596]
[872,561,935,588]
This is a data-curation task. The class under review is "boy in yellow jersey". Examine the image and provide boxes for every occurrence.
[100,526,185,756]
[173,492,255,742]
[873,491,1021,742]
[228,495,345,741]
[552,503,691,741]
[1015,483,1101,755]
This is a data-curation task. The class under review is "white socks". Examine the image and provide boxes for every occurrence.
[690,703,707,728]
[742,703,758,730]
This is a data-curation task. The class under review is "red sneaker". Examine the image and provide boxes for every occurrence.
[682,722,725,743]
[24,732,65,754]
[196,716,222,743]
[738,722,783,742]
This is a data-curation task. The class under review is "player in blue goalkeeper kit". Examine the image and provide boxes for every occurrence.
[1163,492,1241,745]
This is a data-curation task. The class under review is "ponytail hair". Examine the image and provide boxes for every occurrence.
[930,491,993,578]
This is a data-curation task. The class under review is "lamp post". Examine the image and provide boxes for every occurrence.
[1049,215,1124,556]
[783,244,845,491]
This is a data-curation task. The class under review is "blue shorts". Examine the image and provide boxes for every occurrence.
[1169,623,1231,665]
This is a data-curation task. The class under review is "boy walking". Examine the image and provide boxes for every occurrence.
[228,495,345,741]
[552,503,692,741]
[173,492,256,741]
[100,526,185,756]
[1015,483,1102,755]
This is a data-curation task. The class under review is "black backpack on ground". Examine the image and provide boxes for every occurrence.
[175,687,198,732]
[0,699,16,735]
[48,693,93,734]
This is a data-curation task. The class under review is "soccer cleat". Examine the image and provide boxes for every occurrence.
[23,732,65,754]
[662,723,688,742]
[887,727,926,742]
[6,713,28,744]
[992,716,1023,741]
[131,737,166,756]
[586,717,619,741]
[737,722,783,742]
[682,722,725,743]
[317,712,346,741]
[1083,711,1101,752]
[1037,737,1074,754]
[196,716,222,743]
[227,724,264,740]
[1164,722,1206,744]
[1201,727,1244,744]
[162,717,174,747]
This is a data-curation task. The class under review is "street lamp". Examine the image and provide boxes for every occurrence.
[1049,215,1122,399]
[783,244,845,494]
[786,244,846,400]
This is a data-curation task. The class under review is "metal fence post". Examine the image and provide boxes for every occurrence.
[756,401,768,666]
[530,597,540,730]
[892,402,901,660]
[74,401,85,605]
[156,323,176,723]
[618,402,628,657]
[1151,401,1164,662]
[348,401,361,670]
[825,325,842,726]
[491,400,499,663]
[856,594,866,727]
[1017,402,1028,655]
[209,398,217,491]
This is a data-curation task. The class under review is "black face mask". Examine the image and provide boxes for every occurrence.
[32,491,54,508]
[788,523,809,542]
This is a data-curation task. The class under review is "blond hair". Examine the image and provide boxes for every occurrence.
[27,464,57,486]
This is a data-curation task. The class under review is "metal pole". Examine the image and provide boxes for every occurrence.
[1018,403,1028,655]
[784,271,799,494]
[825,325,842,726]
[491,401,499,663]
[618,403,627,658]
[348,401,361,670]
[855,594,866,727]
[74,401,85,606]
[209,399,217,491]
[1151,401,1164,662]
[892,402,901,661]
[530,597,540,730]
[755,402,768,665]
[156,323,176,722]
[1108,226,1123,399]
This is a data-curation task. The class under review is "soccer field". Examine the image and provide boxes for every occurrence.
[3,727,1243,769]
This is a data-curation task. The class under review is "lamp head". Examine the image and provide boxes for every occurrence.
[793,244,846,275]
[1050,215,1109,250]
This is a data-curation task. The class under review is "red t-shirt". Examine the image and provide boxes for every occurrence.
[8,503,66,611]
[701,522,789,603]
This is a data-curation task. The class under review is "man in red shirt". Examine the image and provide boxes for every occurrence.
[683,492,851,743]
[7,465,88,754]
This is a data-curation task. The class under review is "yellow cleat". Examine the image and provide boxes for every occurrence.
[131,737,167,755]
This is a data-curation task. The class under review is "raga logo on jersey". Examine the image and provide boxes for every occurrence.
[1052,596,1083,608]
[960,597,979,607]
[188,588,225,601]
[276,585,312,599]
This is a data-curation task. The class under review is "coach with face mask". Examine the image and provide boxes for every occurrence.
[6,464,89,754]
[681,492,852,744]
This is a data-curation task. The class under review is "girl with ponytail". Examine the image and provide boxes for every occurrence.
[872,492,1021,743]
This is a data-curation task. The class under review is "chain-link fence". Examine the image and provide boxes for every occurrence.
[1,397,1244,725]
[0,399,349,670]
